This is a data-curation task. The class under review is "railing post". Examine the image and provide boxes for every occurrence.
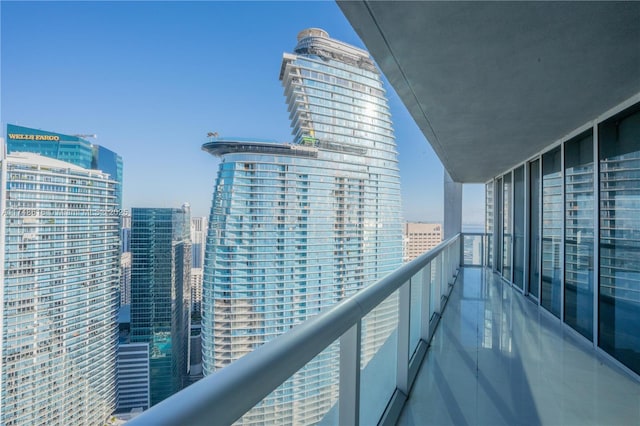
[339,321,361,426]
[421,263,432,341]
[397,280,411,394]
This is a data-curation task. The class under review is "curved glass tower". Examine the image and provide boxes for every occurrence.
[0,152,119,426]
[202,29,403,424]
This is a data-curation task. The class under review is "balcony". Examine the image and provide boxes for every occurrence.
[127,233,639,425]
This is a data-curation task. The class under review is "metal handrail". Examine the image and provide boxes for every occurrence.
[126,233,462,426]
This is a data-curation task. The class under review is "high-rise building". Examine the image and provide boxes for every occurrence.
[130,206,192,405]
[0,151,120,425]
[116,343,150,413]
[190,217,207,321]
[6,124,123,206]
[201,28,403,424]
[120,252,132,305]
[190,217,207,269]
[190,268,203,321]
[404,222,442,262]
[116,305,150,415]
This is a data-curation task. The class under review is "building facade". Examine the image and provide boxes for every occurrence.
[0,152,120,425]
[130,206,192,405]
[404,222,442,262]
[486,102,640,376]
[190,217,207,320]
[120,252,132,306]
[116,343,150,413]
[202,28,403,424]
[6,124,123,207]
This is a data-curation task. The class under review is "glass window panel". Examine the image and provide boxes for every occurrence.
[598,106,640,375]
[542,147,562,317]
[495,178,503,273]
[486,182,494,268]
[564,132,594,340]
[503,172,512,280]
[528,159,541,299]
[513,166,525,290]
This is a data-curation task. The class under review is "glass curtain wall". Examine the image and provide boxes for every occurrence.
[502,172,512,281]
[513,166,525,290]
[564,132,594,340]
[542,147,562,317]
[599,107,640,375]
[528,159,541,299]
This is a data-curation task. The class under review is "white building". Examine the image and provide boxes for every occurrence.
[190,217,207,318]
[120,252,132,305]
[404,222,442,262]
[116,343,150,413]
[0,152,119,425]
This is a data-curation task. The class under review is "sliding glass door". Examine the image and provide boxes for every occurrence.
[599,107,640,375]
[528,159,541,299]
[564,132,594,340]
[513,166,525,291]
[542,147,562,317]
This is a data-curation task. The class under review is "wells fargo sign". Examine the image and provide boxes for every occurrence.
[7,133,60,141]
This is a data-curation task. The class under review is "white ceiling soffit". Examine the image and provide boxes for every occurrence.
[338,1,640,182]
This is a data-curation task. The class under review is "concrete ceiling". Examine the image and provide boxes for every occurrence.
[338,1,640,182]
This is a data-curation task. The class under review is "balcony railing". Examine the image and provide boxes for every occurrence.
[127,233,482,426]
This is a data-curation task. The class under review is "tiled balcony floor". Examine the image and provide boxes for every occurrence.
[398,268,640,426]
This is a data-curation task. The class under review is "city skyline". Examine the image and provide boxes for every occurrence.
[1,1,485,224]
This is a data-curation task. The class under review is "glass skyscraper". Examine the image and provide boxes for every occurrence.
[202,28,403,424]
[6,124,123,206]
[0,151,120,425]
[130,206,192,405]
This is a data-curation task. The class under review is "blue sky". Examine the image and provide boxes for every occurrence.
[1,1,484,223]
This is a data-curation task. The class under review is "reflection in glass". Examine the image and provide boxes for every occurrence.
[495,178,503,273]
[564,132,594,340]
[528,159,541,299]
[542,147,562,317]
[513,166,525,290]
[486,182,494,268]
[599,108,640,375]
[502,173,512,280]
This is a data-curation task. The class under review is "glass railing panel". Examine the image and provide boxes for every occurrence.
[359,289,399,425]
[410,270,423,353]
[430,256,441,317]
[462,234,484,266]
[237,341,340,426]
